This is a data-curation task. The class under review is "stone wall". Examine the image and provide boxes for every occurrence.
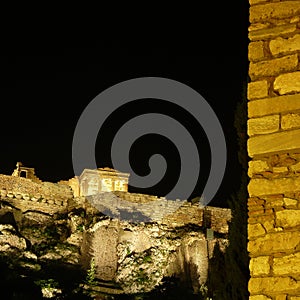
[0,175,73,214]
[248,1,300,298]
[84,191,231,233]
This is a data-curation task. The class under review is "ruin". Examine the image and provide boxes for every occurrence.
[0,162,231,294]
[0,162,231,230]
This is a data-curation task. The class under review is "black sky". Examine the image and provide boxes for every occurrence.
[1,3,249,207]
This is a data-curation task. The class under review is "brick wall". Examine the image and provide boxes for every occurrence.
[248,1,300,299]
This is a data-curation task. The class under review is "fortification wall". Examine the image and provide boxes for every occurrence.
[0,174,72,214]
[247,1,300,298]
[84,191,231,233]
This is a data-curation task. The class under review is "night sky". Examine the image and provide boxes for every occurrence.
[2,3,249,207]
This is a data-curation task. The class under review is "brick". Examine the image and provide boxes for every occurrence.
[276,210,300,228]
[249,24,297,41]
[273,252,300,275]
[250,256,270,276]
[249,54,298,80]
[274,71,300,95]
[248,223,266,238]
[248,94,300,118]
[250,2,300,23]
[249,296,271,300]
[248,160,270,177]
[248,115,279,136]
[282,113,300,130]
[249,41,265,62]
[248,177,300,196]
[248,231,300,255]
[248,80,269,100]
[249,277,300,294]
[290,162,300,172]
[248,129,300,157]
[270,34,300,56]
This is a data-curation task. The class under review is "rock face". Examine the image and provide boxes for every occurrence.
[80,217,228,294]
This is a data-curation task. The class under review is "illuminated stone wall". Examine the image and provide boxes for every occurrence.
[247,1,300,298]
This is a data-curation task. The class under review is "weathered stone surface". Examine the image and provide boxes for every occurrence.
[290,162,300,172]
[248,94,300,118]
[249,296,271,300]
[283,197,298,207]
[273,252,300,275]
[249,41,265,62]
[250,256,270,276]
[248,231,300,255]
[290,297,300,300]
[248,129,300,157]
[248,160,270,177]
[248,223,266,239]
[249,24,297,41]
[275,296,287,300]
[249,276,300,294]
[274,72,300,95]
[270,34,300,56]
[273,166,288,173]
[249,0,268,5]
[248,177,300,196]
[281,113,300,130]
[248,115,279,136]
[249,54,298,79]
[250,2,300,23]
[276,210,300,228]
[248,80,269,100]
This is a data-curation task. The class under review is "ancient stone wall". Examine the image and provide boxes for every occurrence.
[0,175,72,214]
[248,1,300,298]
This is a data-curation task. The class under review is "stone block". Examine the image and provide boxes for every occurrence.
[248,94,300,118]
[249,24,297,41]
[249,0,268,5]
[248,160,270,177]
[248,115,279,136]
[270,34,300,56]
[249,54,298,80]
[275,296,287,300]
[272,166,288,173]
[248,231,300,255]
[283,197,298,207]
[250,256,270,276]
[290,162,300,172]
[273,252,300,275]
[250,2,300,23]
[249,296,271,300]
[248,80,269,100]
[249,41,265,62]
[248,129,300,157]
[276,210,300,228]
[248,223,266,239]
[262,219,274,232]
[274,71,300,95]
[248,177,300,196]
[249,276,300,294]
[282,113,300,130]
